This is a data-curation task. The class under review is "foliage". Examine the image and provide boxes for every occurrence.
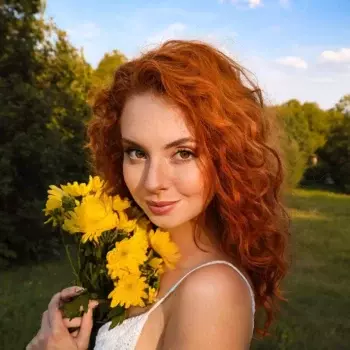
[275,99,345,188]
[336,94,350,116]
[89,49,127,102]
[274,100,309,188]
[317,114,350,193]
[0,0,92,267]
[282,137,308,190]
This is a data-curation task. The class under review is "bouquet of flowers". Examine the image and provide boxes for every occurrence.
[43,176,180,335]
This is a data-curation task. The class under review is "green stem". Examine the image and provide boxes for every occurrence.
[60,228,80,284]
[77,239,81,272]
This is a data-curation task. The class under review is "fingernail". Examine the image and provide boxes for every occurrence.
[90,301,99,309]
[75,287,86,293]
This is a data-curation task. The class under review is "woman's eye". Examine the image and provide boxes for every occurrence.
[176,150,194,160]
[125,149,145,159]
[124,148,195,161]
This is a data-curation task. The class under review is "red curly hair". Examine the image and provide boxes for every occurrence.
[87,40,291,338]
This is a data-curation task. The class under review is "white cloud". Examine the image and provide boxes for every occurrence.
[67,22,101,41]
[143,24,239,59]
[320,48,350,63]
[218,45,237,59]
[247,0,262,8]
[309,77,336,84]
[241,54,349,109]
[146,22,187,46]
[65,22,102,67]
[276,56,308,69]
[218,0,262,9]
[279,0,290,9]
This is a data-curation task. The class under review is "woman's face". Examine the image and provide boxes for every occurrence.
[120,92,207,230]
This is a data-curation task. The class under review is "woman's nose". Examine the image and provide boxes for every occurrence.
[143,159,170,193]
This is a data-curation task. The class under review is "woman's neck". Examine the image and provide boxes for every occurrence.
[165,220,224,270]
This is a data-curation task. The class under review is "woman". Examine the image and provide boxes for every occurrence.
[27,39,290,350]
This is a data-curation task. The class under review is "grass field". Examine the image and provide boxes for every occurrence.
[1,188,349,349]
[252,188,350,349]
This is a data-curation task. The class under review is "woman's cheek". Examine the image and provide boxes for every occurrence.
[174,163,204,194]
[123,162,140,195]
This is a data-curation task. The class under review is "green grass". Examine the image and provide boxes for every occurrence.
[252,188,350,349]
[0,258,73,350]
[1,188,349,349]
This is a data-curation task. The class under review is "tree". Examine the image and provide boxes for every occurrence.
[89,50,127,101]
[317,116,350,193]
[336,94,350,116]
[302,102,330,151]
[275,99,342,188]
[0,0,92,266]
[275,100,311,187]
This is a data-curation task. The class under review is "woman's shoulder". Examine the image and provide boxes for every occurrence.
[162,261,254,348]
[177,261,254,310]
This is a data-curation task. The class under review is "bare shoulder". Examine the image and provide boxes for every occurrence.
[181,263,253,306]
[161,264,254,350]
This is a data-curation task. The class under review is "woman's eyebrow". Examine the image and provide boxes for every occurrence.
[121,137,195,150]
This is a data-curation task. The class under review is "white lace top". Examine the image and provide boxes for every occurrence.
[94,260,256,350]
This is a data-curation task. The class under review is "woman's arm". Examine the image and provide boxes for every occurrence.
[160,264,253,350]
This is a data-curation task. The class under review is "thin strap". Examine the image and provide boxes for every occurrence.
[147,260,255,317]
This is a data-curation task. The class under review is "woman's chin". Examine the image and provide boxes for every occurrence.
[145,214,183,230]
[148,217,177,230]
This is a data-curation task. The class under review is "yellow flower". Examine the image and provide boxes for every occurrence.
[148,257,164,275]
[44,185,66,215]
[148,287,158,304]
[132,224,149,252]
[112,195,131,212]
[63,194,118,243]
[108,275,148,308]
[106,238,148,279]
[118,211,137,233]
[149,229,181,270]
[88,175,105,193]
[61,181,92,197]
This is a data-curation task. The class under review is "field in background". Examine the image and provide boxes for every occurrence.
[253,188,350,349]
[1,188,349,350]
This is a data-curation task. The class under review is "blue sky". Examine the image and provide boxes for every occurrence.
[45,0,350,109]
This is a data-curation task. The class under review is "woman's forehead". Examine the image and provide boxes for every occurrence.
[120,93,194,142]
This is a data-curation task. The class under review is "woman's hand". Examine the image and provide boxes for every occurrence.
[26,286,98,350]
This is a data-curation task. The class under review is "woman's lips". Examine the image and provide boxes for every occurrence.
[147,201,179,215]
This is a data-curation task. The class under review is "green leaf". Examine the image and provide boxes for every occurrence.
[109,310,127,330]
[60,291,90,320]
[107,305,125,319]
[115,232,128,242]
